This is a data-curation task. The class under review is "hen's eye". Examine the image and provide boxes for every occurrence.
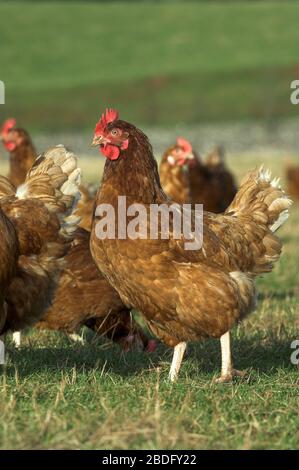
[111,129,119,137]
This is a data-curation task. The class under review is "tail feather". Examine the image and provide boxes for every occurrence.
[227,167,292,233]
[16,145,81,239]
[0,176,15,198]
[226,167,292,275]
[17,145,81,214]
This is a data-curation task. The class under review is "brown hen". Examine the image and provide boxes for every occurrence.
[0,145,81,340]
[204,145,237,211]
[160,138,237,212]
[159,137,194,205]
[286,163,299,200]
[90,109,291,382]
[0,118,37,187]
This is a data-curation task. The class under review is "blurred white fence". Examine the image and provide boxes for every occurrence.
[32,118,299,160]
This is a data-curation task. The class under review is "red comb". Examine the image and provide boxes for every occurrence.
[177,137,192,154]
[1,118,16,136]
[95,108,119,135]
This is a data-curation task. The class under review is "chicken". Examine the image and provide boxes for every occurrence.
[90,109,291,382]
[204,145,237,210]
[159,137,195,205]
[159,137,236,213]
[286,163,299,200]
[0,145,81,338]
[36,227,156,352]
[75,184,96,231]
[160,138,237,212]
[0,118,37,187]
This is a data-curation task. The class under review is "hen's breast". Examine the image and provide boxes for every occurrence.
[160,163,191,205]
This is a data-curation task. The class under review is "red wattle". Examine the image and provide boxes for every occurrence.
[4,141,17,151]
[177,158,187,166]
[100,144,120,160]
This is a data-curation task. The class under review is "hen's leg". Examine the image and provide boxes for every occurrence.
[215,331,246,383]
[12,331,21,349]
[169,342,187,382]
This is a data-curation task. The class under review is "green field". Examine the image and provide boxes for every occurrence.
[1,1,299,130]
[0,153,298,450]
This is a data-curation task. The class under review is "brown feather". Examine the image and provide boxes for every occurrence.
[36,228,153,351]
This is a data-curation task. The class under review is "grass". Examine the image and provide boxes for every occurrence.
[0,150,298,450]
[1,1,299,129]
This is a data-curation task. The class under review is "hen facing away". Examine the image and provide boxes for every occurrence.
[0,145,81,340]
[204,145,237,211]
[0,118,37,187]
[286,162,299,201]
[90,109,291,383]
[160,138,237,212]
[36,227,156,353]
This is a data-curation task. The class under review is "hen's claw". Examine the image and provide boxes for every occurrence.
[214,369,247,384]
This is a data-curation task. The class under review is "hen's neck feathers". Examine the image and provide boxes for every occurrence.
[98,123,166,205]
[11,140,36,161]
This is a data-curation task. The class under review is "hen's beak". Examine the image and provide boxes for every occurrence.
[91,135,105,147]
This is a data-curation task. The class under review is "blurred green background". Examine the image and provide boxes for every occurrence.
[0,0,299,131]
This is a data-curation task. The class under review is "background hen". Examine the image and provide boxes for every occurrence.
[160,137,237,212]
[285,162,299,201]
[0,118,37,188]
[204,145,237,210]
